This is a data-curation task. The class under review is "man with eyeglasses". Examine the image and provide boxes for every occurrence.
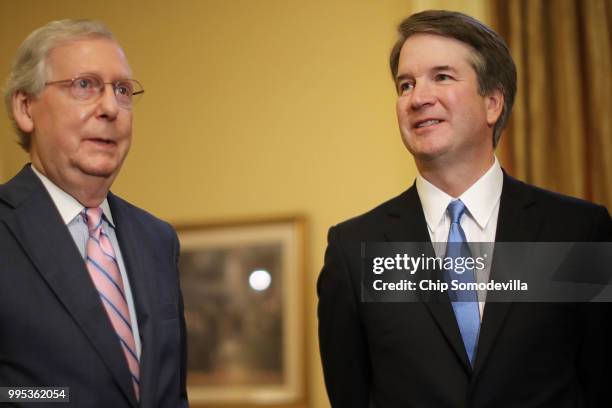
[0,20,188,407]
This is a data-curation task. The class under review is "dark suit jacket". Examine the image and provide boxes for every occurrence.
[0,166,188,408]
[318,173,612,407]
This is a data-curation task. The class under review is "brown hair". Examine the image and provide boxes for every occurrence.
[389,10,516,147]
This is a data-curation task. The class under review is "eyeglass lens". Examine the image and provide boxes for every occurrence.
[71,75,143,106]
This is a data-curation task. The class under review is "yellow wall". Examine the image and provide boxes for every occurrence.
[0,1,486,406]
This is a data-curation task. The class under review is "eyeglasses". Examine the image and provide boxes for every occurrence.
[44,74,145,108]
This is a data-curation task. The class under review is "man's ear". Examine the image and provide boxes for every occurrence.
[12,91,34,133]
[485,88,504,127]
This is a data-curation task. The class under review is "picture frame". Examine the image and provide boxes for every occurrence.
[175,217,307,407]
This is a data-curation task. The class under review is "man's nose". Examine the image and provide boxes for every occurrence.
[409,81,436,110]
[96,84,119,119]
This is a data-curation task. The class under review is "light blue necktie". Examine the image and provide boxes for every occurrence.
[445,199,480,366]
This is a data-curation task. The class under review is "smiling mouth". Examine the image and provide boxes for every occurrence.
[414,119,443,129]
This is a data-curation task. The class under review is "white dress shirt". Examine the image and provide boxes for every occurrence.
[31,165,141,357]
[415,157,503,317]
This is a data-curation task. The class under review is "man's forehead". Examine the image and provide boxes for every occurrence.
[46,37,131,77]
[397,34,475,75]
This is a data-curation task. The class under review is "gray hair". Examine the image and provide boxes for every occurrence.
[4,19,115,151]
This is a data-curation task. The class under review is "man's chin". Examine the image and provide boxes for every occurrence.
[403,136,452,160]
[77,163,121,179]
[406,145,452,163]
[71,151,126,177]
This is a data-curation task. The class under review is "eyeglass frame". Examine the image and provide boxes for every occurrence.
[44,74,145,108]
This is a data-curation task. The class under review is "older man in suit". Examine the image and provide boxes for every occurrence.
[0,20,188,407]
[317,10,612,408]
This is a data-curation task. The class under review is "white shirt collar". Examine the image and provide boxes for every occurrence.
[31,165,115,227]
[416,157,503,233]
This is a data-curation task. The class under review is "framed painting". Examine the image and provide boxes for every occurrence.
[176,217,306,407]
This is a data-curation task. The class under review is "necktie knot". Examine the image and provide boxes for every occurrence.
[447,199,466,224]
[82,207,104,231]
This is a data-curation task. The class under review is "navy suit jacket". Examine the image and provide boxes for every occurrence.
[0,166,188,407]
[318,173,612,407]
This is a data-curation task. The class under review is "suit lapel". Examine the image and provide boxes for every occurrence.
[108,193,157,406]
[0,167,138,407]
[472,173,540,377]
[384,185,473,371]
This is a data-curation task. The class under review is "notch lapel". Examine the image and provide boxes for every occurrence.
[383,185,473,371]
[0,167,138,407]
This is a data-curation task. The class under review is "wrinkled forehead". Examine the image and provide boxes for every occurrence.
[45,36,132,79]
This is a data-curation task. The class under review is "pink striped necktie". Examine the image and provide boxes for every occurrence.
[82,207,140,400]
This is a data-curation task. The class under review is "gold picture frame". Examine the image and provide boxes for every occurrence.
[176,217,307,407]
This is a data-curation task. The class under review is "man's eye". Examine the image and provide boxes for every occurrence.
[76,78,95,89]
[436,74,452,81]
[399,82,414,93]
[115,86,129,96]
[114,81,134,97]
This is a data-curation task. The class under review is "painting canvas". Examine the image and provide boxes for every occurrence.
[176,218,305,406]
